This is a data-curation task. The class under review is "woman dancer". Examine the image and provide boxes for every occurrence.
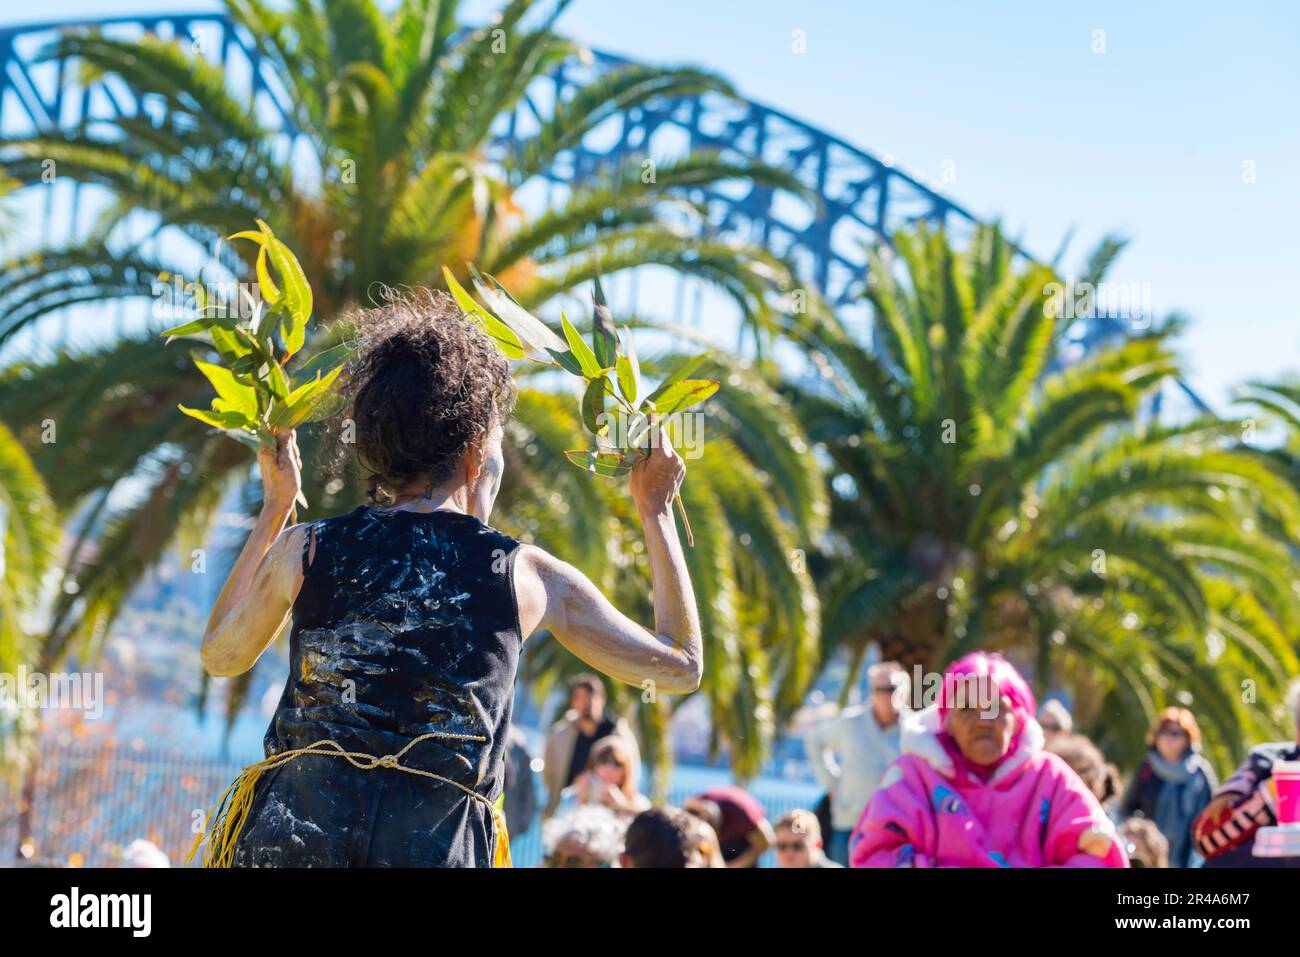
[197,289,702,867]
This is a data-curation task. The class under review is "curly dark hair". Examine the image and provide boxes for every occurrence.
[337,286,516,505]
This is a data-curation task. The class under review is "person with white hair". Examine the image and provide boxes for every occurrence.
[121,839,170,868]
[541,803,627,868]
[1037,699,1073,745]
[804,660,910,866]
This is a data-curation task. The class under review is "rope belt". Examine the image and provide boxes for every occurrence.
[188,731,511,868]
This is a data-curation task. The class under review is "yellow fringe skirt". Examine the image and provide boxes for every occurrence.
[188,731,511,868]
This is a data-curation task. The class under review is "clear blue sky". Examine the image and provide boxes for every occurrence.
[12,0,1300,406]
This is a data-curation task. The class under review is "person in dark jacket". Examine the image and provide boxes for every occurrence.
[1121,707,1216,867]
[1194,678,1300,867]
[502,725,538,837]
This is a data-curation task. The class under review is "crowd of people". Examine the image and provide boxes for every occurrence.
[532,658,1300,868]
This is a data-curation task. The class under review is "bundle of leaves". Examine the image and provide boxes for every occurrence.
[163,220,346,505]
[443,265,719,543]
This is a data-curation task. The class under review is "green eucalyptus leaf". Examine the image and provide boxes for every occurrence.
[644,355,712,406]
[561,311,603,378]
[178,404,255,432]
[265,360,290,400]
[255,300,283,346]
[617,355,641,409]
[193,359,258,417]
[296,342,353,381]
[563,449,635,477]
[546,347,584,377]
[270,365,344,430]
[295,392,347,425]
[442,266,525,360]
[230,354,259,379]
[581,376,609,436]
[591,275,620,369]
[253,219,311,358]
[255,244,281,306]
[209,326,252,363]
[468,265,567,355]
[161,317,216,338]
[616,325,642,408]
[649,378,720,415]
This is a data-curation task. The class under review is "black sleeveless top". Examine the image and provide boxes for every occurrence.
[246,505,523,866]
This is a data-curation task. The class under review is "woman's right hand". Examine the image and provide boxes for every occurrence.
[258,428,302,513]
[628,430,685,514]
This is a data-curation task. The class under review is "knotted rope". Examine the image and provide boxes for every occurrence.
[188,731,511,868]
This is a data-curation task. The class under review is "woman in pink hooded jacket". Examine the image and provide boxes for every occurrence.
[849,652,1128,868]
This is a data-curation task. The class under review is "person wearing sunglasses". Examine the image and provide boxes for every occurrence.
[1120,708,1217,867]
[804,661,910,866]
[554,736,650,820]
[774,810,842,868]
[1037,699,1073,746]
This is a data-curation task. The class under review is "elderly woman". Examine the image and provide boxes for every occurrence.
[849,652,1128,868]
[541,804,627,868]
[197,290,702,867]
[1120,707,1216,867]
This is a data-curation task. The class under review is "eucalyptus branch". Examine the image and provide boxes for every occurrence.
[162,219,346,506]
[443,265,719,546]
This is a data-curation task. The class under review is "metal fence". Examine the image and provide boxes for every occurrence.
[1,740,810,867]
[0,741,241,867]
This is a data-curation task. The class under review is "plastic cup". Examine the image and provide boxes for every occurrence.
[1275,760,1300,825]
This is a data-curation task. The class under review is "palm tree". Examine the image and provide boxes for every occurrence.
[0,174,60,780]
[0,0,815,775]
[0,419,59,779]
[1234,380,1300,483]
[783,223,1300,772]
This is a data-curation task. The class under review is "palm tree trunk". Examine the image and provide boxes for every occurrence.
[837,640,868,708]
[878,594,947,674]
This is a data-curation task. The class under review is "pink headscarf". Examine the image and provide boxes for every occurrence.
[936,651,1038,779]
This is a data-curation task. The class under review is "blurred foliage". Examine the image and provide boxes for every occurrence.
[0,0,809,780]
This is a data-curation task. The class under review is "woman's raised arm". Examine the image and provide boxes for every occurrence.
[199,431,306,676]
[515,435,703,695]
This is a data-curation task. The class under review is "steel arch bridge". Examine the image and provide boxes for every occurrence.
[0,12,979,304]
[0,10,1208,413]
